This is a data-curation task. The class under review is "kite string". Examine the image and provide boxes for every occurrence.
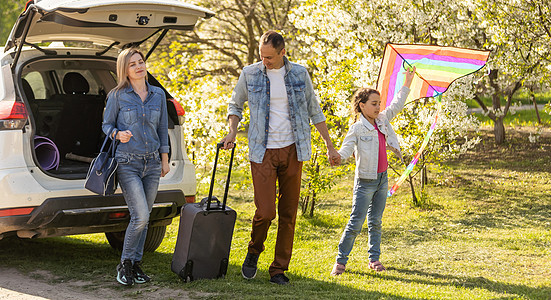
[387,94,442,197]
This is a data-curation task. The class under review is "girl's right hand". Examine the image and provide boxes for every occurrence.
[117,130,133,143]
[403,66,416,88]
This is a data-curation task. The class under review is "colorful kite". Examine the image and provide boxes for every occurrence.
[376,43,490,197]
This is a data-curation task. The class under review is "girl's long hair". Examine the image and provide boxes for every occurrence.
[108,48,147,97]
[351,88,380,122]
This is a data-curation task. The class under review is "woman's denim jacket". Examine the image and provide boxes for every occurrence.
[228,57,326,163]
[102,82,169,155]
[338,86,410,180]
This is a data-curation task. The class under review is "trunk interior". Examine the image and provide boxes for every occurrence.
[22,57,117,179]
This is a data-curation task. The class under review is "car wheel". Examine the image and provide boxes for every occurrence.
[143,225,167,252]
[105,225,167,252]
[105,230,124,250]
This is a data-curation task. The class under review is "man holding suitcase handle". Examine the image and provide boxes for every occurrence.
[221,30,340,285]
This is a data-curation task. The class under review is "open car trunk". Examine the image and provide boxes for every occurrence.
[5,0,214,179]
[23,56,116,179]
[22,55,178,179]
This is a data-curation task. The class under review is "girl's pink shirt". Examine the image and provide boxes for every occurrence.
[376,126,388,173]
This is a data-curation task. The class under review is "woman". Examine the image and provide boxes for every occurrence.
[102,48,170,286]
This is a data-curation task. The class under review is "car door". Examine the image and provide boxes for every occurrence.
[5,0,214,60]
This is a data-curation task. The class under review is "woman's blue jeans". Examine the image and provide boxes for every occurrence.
[336,171,388,265]
[116,151,161,263]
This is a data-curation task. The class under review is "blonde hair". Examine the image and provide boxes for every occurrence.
[109,48,147,96]
[351,88,380,122]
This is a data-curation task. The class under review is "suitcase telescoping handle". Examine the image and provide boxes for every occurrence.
[205,142,235,211]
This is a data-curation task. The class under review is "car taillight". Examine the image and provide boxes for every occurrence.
[168,98,186,125]
[109,212,128,219]
[0,101,27,130]
[185,195,196,203]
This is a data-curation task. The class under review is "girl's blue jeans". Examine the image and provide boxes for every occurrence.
[116,151,162,264]
[336,171,388,265]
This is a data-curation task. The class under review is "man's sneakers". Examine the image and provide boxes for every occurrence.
[269,273,290,285]
[117,260,151,286]
[133,261,151,284]
[116,259,134,286]
[241,253,259,279]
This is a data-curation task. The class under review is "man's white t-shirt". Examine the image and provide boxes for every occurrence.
[266,66,294,149]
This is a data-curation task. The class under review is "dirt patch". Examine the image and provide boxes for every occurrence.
[0,267,196,299]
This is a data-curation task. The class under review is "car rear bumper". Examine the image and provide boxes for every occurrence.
[0,190,186,239]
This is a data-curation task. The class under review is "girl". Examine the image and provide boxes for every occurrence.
[102,48,170,286]
[331,67,415,275]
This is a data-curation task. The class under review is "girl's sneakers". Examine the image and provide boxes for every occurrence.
[369,260,386,272]
[330,262,346,276]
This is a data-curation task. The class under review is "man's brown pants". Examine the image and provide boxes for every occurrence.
[248,144,303,277]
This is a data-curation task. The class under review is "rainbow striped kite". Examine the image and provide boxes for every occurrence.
[376,44,490,197]
[377,43,490,108]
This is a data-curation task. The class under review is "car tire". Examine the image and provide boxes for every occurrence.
[105,225,167,252]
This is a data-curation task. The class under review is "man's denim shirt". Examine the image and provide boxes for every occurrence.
[102,82,169,155]
[228,57,326,163]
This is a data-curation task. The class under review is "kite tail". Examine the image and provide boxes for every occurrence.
[388,94,442,197]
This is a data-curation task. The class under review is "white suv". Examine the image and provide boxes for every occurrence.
[0,0,213,251]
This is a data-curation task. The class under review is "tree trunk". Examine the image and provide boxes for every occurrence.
[301,195,308,215]
[494,117,506,145]
[308,164,320,217]
[309,191,316,217]
[408,174,418,206]
[420,153,427,190]
[530,91,542,124]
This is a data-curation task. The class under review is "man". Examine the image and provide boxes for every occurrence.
[221,30,340,285]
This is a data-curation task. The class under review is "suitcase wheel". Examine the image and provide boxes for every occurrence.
[179,260,194,282]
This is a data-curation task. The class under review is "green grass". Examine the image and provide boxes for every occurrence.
[472,109,551,127]
[465,90,551,108]
[1,128,550,299]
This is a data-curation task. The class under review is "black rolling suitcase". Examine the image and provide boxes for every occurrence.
[171,143,237,282]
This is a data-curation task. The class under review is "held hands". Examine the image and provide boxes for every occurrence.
[403,66,416,88]
[116,130,133,143]
[327,146,341,166]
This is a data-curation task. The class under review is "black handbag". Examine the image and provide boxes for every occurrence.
[85,132,119,196]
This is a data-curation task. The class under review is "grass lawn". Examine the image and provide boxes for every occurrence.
[464,90,551,108]
[473,110,551,128]
[0,128,550,299]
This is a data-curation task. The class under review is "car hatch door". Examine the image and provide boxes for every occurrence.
[5,0,214,53]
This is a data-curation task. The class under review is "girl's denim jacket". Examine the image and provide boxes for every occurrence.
[338,86,410,180]
[228,57,326,163]
[102,82,169,156]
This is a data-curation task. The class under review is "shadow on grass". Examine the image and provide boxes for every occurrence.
[0,236,421,300]
[388,267,550,299]
[2,233,548,299]
[448,131,551,174]
[449,184,551,230]
[345,266,550,299]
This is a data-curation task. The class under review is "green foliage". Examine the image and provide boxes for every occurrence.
[0,1,26,46]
